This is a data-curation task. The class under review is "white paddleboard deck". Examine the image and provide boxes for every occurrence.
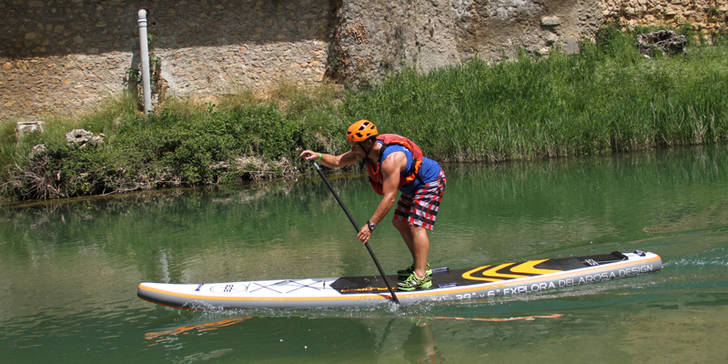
[138,250,662,310]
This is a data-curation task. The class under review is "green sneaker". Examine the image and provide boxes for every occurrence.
[397,263,432,278]
[397,271,433,291]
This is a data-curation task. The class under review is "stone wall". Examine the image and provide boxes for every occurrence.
[1,0,725,121]
[602,0,727,34]
[328,0,606,86]
[1,0,333,120]
[329,0,726,86]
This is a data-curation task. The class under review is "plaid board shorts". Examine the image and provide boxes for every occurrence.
[394,170,446,230]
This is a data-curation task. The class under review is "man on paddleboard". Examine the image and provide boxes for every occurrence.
[300,120,446,291]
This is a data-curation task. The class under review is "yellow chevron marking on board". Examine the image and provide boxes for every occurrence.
[481,263,532,279]
[462,265,502,282]
[462,263,531,281]
[510,259,562,275]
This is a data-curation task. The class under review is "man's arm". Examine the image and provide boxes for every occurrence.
[357,151,405,243]
[300,147,363,168]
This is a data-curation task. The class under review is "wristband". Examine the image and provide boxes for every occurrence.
[316,153,323,161]
[367,220,376,232]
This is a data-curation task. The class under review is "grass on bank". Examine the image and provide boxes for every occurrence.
[344,27,728,161]
[1,27,727,201]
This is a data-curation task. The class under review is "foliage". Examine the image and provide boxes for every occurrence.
[1,28,727,201]
[343,27,728,161]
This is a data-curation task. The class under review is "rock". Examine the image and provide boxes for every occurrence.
[637,30,686,57]
[29,144,47,159]
[24,32,42,41]
[544,32,559,45]
[66,128,104,148]
[66,129,93,144]
[541,16,561,27]
[16,121,44,137]
[210,161,230,170]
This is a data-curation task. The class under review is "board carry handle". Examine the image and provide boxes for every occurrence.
[312,161,401,305]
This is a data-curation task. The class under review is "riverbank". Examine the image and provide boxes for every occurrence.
[2,28,727,202]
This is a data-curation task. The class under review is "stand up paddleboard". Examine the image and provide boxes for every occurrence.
[137,250,661,310]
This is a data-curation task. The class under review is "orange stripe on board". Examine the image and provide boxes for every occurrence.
[340,287,390,293]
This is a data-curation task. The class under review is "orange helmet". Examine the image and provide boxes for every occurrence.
[346,120,378,143]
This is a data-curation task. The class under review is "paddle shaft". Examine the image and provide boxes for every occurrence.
[312,161,400,304]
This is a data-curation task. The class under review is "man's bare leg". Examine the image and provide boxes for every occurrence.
[394,218,429,278]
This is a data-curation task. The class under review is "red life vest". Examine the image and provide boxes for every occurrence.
[366,134,423,195]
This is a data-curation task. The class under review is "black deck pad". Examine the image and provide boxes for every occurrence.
[330,252,628,294]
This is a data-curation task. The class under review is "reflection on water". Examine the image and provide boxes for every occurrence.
[145,317,254,344]
[1,145,727,363]
[404,320,441,364]
[136,312,566,363]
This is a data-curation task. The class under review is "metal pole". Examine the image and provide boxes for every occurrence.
[137,9,152,114]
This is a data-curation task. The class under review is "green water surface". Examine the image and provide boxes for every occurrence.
[1,146,727,363]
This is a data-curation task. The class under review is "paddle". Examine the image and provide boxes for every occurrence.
[312,161,400,304]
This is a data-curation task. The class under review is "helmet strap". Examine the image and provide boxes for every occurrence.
[358,141,370,158]
[359,137,380,162]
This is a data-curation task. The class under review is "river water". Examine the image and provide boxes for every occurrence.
[1,146,727,363]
